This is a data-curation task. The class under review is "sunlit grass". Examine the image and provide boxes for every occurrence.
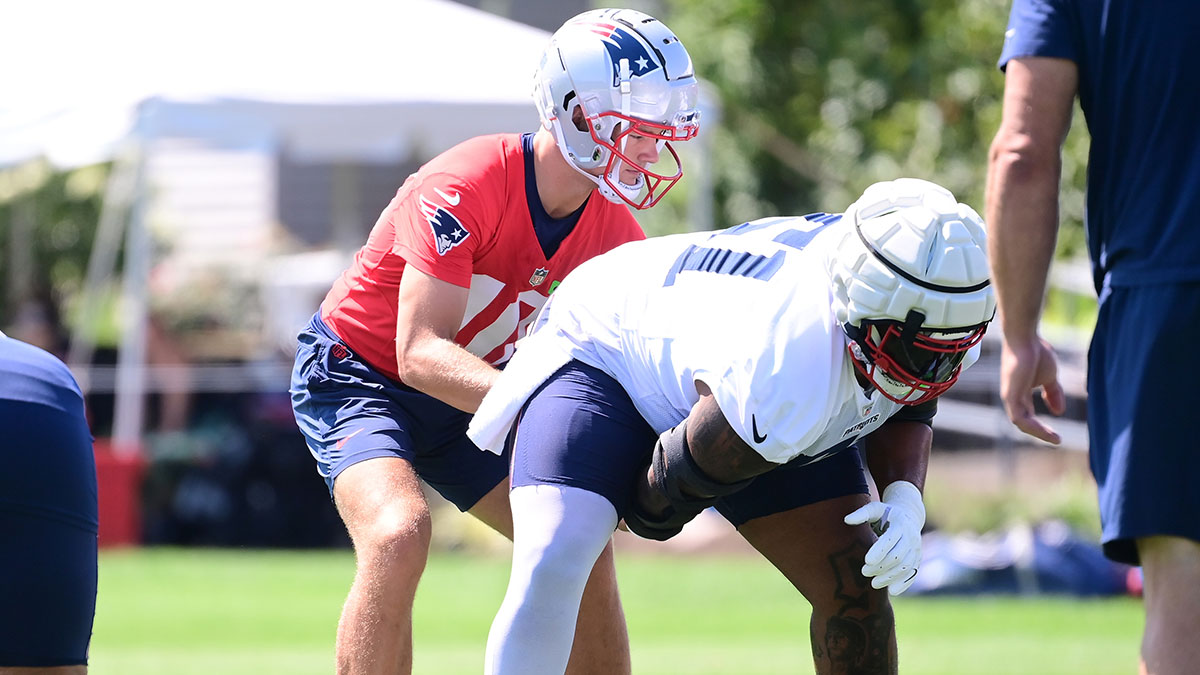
[90,548,1141,675]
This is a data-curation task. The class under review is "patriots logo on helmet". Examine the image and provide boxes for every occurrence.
[529,267,549,286]
[419,194,470,255]
[585,21,660,85]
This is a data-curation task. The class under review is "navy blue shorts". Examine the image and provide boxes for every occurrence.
[290,314,509,511]
[1088,282,1200,565]
[511,361,869,527]
[0,399,98,667]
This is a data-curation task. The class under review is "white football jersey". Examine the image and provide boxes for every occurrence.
[469,214,967,464]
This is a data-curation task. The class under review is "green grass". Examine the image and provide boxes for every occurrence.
[90,548,1142,674]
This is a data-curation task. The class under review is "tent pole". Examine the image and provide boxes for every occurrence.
[67,144,140,387]
[112,144,149,456]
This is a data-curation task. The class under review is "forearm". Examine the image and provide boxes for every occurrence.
[985,58,1077,347]
[848,424,931,596]
[985,137,1061,344]
[863,422,931,493]
[396,338,498,413]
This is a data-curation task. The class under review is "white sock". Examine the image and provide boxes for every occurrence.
[485,484,618,675]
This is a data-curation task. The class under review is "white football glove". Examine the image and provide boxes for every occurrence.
[843,480,925,596]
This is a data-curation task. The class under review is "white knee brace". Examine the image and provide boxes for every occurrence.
[485,484,618,675]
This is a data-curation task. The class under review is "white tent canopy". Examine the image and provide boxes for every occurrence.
[1,0,555,167]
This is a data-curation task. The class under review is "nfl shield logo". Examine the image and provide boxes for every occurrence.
[529,267,549,286]
[862,402,874,418]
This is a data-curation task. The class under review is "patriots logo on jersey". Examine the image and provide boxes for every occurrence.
[585,21,660,85]
[529,267,549,286]
[419,194,470,256]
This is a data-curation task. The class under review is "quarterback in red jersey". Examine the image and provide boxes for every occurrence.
[290,8,700,675]
[320,133,646,381]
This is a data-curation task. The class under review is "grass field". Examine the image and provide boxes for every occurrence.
[91,548,1143,674]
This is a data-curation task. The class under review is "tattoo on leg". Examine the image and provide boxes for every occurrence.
[827,541,872,611]
[821,612,894,675]
[810,541,897,674]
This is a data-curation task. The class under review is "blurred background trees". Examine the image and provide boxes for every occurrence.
[0,160,113,351]
[660,0,1088,250]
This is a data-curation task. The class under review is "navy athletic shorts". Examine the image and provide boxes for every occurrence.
[511,360,869,527]
[290,313,509,511]
[0,347,98,666]
[1088,282,1200,565]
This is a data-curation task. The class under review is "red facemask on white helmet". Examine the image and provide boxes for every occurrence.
[827,178,997,405]
[533,9,701,209]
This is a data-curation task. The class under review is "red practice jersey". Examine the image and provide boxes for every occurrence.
[320,133,645,382]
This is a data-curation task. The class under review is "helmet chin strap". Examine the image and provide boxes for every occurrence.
[871,369,921,402]
[849,335,921,403]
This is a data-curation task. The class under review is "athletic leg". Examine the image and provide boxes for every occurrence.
[716,449,892,674]
[1137,535,1200,675]
[332,457,432,675]
[484,484,619,675]
[470,481,630,675]
[473,360,653,674]
[737,494,897,675]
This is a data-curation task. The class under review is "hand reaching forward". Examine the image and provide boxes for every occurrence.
[843,480,926,596]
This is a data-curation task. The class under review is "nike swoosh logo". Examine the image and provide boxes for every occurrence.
[335,428,365,451]
[751,415,768,444]
[433,187,461,206]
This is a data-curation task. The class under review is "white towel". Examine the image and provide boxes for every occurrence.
[468,330,577,454]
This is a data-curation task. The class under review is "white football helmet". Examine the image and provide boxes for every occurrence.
[827,178,996,405]
[533,8,701,209]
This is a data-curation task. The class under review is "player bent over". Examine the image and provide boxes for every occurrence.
[469,178,995,674]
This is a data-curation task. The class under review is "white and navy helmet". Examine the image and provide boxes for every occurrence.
[533,8,701,209]
[827,178,996,405]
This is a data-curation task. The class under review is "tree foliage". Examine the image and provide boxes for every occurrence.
[0,161,112,349]
[659,0,1088,258]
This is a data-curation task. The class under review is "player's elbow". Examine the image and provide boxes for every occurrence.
[394,339,429,387]
[988,131,1059,185]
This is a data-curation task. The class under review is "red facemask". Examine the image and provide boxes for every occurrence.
[848,318,987,405]
[584,111,699,209]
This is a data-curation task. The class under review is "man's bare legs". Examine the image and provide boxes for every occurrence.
[333,458,432,675]
[1138,536,1200,675]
